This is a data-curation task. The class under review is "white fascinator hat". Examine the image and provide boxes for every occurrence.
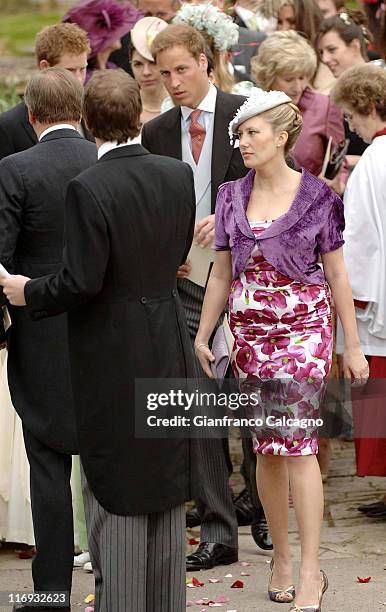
[228,88,291,143]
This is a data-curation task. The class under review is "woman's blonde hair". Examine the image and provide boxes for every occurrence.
[261,102,303,155]
[251,30,317,90]
[200,31,234,93]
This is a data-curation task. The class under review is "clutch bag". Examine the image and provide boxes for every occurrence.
[321,138,350,180]
[210,315,235,382]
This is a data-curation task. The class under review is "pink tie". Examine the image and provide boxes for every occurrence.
[189,109,206,164]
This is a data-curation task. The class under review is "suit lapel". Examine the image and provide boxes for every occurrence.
[211,90,238,205]
[159,107,182,160]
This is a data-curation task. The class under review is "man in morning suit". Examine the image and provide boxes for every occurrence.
[0,68,97,610]
[141,23,272,571]
[0,22,93,161]
[1,69,197,612]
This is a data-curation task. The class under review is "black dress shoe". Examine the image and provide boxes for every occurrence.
[233,488,253,526]
[251,508,273,550]
[186,542,238,571]
[358,501,386,514]
[186,507,201,528]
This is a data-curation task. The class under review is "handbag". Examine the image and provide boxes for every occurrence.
[321,138,350,180]
[210,314,235,382]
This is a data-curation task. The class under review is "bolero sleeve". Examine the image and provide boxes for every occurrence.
[316,189,345,255]
[214,183,231,251]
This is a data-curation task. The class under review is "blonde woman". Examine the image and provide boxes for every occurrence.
[195,88,368,610]
[251,30,344,177]
[257,0,336,93]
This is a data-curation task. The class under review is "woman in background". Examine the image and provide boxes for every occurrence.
[129,17,168,124]
[332,64,386,500]
[317,9,374,166]
[63,0,142,81]
[258,0,336,92]
[251,30,344,178]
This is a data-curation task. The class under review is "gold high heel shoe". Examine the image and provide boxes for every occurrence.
[268,558,296,603]
[289,570,328,612]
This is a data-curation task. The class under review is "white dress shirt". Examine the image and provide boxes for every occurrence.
[180,82,217,151]
[39,124,76,141]
[97,136,142,160]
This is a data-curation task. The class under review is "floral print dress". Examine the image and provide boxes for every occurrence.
[229,221,333,456]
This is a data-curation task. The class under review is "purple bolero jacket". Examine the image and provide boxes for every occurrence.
[214,168,345,285]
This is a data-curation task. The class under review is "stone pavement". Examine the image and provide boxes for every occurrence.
[0,440,385,611]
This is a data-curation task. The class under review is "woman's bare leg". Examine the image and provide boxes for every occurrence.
[287,455,324,607]
[256,455,293,590]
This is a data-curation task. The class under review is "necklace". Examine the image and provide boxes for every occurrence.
[142,107,160,114]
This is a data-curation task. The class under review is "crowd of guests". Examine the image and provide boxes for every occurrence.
[0,0,386,610]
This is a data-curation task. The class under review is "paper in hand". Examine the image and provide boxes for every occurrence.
[0,263,11,278]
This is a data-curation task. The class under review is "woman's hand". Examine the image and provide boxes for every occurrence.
[319,171,344,196]
[195,342,215,378]
[343,346,369,385]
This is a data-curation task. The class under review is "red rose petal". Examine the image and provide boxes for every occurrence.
[230,580,244,588]
[18,551,33,559]
[192,576,204,587]
[188,537,200,545]
[357,576,372,583]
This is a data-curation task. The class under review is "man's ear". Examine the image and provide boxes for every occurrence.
[198,52,208,73]
[38,59,50,71]
[27,108,36,125]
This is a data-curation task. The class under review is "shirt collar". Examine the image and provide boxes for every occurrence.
[97,136,142,160]
[181,83,217,121]
[372,127,386,142]
[234,5,254,20]
[39,124,77,141]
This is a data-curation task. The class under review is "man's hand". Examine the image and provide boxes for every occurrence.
[177,260,191,278]
[194,214,215,248]
[0,275,30,306]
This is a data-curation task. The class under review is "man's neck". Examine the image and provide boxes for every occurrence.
[190,82,211,110]
[35,121,78,140]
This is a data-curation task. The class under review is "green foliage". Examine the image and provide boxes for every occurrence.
[0,11,61,56]
[0,82,20,112]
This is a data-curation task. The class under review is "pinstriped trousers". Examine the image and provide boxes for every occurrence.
[178,278,238,548]
[82,471,185,612]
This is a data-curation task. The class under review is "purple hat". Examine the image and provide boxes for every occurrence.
[63,0,143,57]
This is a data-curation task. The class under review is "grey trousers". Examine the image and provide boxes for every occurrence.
[82,472,185,612]
[178,277,238,548]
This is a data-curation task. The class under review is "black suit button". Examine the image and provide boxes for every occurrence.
[140,297,147,304]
